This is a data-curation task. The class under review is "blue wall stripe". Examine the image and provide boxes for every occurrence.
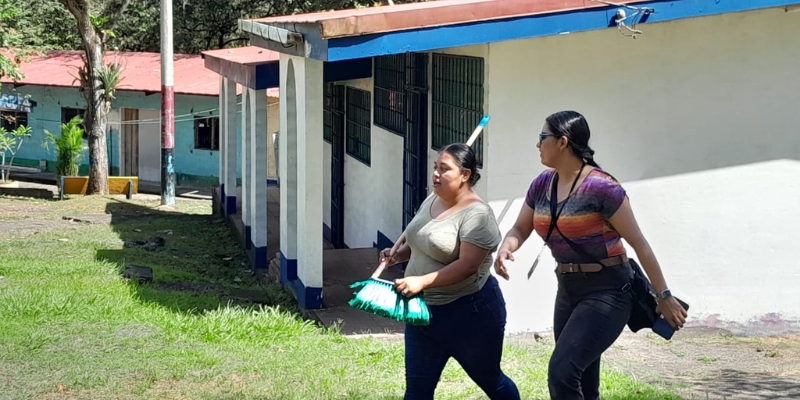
[325,0,797,61]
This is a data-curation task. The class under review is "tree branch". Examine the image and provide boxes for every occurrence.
[102,0,133,31]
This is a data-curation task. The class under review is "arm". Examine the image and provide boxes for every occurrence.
[394,242,490,296]
[608,198,688,328]
[493,203,535,280]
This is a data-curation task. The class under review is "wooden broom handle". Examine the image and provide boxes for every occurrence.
[371,260,389,280]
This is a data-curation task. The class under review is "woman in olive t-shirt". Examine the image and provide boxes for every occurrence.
[380,143,520,400]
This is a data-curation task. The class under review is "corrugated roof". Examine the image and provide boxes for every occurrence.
[1,50,221,97]
[248,0,648,39]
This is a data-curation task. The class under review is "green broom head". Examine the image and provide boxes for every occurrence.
[348,279,431,326]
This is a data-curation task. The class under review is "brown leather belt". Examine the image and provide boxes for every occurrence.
[556,254,629,273]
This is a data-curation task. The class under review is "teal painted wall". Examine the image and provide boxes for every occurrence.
[1,85,243,186]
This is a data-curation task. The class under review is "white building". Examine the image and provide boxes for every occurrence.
[224,0,800,334]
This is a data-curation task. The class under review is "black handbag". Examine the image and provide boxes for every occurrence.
[624,258,659,332]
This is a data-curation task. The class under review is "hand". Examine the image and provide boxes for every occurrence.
[493,249,514,280]
[656,297,688,330]
[379,248,399,266]
[395,276,426,297]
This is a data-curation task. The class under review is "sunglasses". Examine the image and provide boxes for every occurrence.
[539,133,555,144]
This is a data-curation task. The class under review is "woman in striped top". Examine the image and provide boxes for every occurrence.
[493,111,687,400]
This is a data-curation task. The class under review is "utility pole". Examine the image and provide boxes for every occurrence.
[160,0,176,206]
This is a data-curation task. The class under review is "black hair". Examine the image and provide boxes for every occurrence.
[440,143,481,186]
[545,110,600,168]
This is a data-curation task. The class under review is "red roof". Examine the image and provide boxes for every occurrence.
[250,0,648,38]
[1,50,221,97]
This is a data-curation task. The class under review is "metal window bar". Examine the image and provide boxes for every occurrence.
[374,54,406,136]
[432,53,485,166]
[345,87,372,166]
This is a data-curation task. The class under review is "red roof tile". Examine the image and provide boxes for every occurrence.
[1,50,221,96]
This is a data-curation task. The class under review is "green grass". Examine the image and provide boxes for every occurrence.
[0,196,682,399]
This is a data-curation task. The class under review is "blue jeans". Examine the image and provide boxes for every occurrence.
[404,276,520,400]
[548,263,634,400]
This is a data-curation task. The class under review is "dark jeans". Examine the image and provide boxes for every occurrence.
[549,263,634,400]
[404,276,520,400]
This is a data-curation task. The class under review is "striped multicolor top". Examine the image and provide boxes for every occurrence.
[525,168,627,263]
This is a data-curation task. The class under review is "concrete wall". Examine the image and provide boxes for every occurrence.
[483,6,800,334]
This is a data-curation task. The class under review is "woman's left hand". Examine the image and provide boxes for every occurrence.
[656,297,688,329]
[395,276,426,297]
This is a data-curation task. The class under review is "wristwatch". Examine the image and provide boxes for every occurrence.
[656,289,672,300]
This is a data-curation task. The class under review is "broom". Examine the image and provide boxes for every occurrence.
[348,260,431,325]
[349,115,490,326]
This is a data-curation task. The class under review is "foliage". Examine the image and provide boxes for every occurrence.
[43,116,85,178]
[0,125,33,182]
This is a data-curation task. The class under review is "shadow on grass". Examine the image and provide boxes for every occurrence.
[95,199,298,315]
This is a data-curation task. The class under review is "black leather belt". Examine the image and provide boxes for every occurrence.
[556,254,629,273]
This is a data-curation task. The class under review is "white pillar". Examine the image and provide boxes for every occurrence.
[218,76,225,188]
[223,77,238,215]
[279,55,299,286]
[296,56,324,308]
[241,87,252,248]
[250,88,268,268]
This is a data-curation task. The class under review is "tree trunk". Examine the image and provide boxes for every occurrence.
[61,0,109,194]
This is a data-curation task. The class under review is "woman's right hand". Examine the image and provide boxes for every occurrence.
[379,248,399,266]
[493,249,514,280]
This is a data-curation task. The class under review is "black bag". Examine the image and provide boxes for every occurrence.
[625,258,659,332]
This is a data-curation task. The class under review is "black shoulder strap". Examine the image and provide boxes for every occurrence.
[548,164,595,262]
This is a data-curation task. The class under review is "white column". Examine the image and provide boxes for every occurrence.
[279,55,299,284]
[224,77,238,215]
[218,76,224,188]
[296,56,324,308]
[241,87,252,245]
[250,88,268,268]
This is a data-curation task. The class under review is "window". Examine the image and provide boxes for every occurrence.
[61,107,87,138]
[373,54,406,135]
[345,87,371,165]
[194,116,220,150]
[432,54,485,166]
[0,110,28,131]
[324,83,344,144]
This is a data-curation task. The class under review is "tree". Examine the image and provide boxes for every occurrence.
[0,0,29,85]
[57,0,130,194]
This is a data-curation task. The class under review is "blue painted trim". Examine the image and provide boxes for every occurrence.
[220,183,226,201]
[376,230,394,251]
[267,179,279,186]
[244,225,252,250]
[280,251,298,283]
[254,63,280,90]
[249,242,268,269]
[291,279,324,309]
[325,0,798,61]
[225,196,237,215]
[323,223,332,244]
[324,58,372,82]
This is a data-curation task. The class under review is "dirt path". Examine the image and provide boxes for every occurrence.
[602,327,800,399]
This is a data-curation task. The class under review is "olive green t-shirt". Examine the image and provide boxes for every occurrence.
[404,195,502,305]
